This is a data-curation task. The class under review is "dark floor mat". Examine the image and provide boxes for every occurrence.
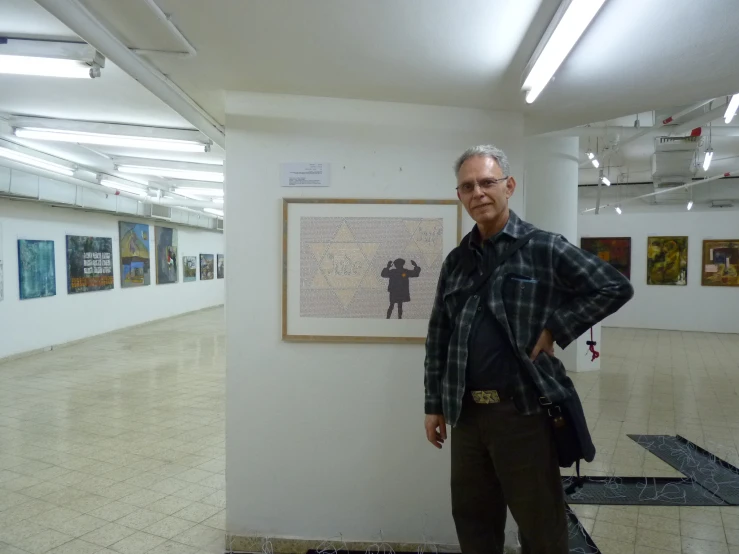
[563,475,727,506]
[629,434,739,505]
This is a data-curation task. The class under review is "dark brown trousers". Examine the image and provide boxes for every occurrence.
[451,400,568,554]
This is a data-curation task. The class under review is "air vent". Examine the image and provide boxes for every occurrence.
[151,204,172,220]
[710,200,734,208]
[651,136,700,187]
[216,218,224,231]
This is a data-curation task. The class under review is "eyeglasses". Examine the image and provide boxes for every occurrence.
[456,176,509,195]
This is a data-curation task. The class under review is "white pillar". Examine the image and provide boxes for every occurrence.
[523,136,600,372]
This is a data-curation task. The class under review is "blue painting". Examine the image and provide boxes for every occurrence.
[18,239,56,300]
[119,221,150,287]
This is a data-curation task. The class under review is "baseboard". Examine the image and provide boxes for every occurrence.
[225,535,463,554]
[0,304,224,364]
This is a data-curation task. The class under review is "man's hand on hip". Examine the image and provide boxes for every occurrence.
[425,414,447,449]
[530,328,555,360]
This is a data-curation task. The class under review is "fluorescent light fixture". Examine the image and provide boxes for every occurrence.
[0,54,97,78]
[204,208,224,216]
[592,158,600,168]
[15,127,208,152]
[212,198,224,204]
[615,206,622,215]
[172,187,224,197]
[703,148,714,171]
[0,145,75,176]
[586,150,595,160]
[687,200,694,211]
[522,0,608,103]
[724,94,739,124]
[117,164,224,182]
[100,179,148,197]
[600,176,611,186]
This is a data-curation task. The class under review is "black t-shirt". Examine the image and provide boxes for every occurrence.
[465,239,518,390]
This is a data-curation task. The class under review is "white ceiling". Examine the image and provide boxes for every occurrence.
[2,0,739,194]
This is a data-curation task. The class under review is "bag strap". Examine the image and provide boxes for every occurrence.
[452,230,539,324]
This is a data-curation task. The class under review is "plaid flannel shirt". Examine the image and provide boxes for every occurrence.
[424,210,633,425]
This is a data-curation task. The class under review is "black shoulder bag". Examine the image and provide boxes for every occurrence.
[453,230,595,493]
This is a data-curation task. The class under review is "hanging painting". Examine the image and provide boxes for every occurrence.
[119,221,150,287]
[217,254,224,279]
[702,239,739,286]
[18,239,56,300]
[183,256,197,282]
[283,198,461,342]
[580,237,632,279]
[155,226,178,284]
[66,235,114,294]
[200,254,214,280]
[647,236,688,285]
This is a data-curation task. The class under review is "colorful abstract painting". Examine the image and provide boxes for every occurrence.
[200,254,214,280]
[647,236,688,286]
[183,256,197,282]
[155,226,178,284]
[18,239,56,300]
[217,254,224,279]
[119,222,150,287]
[580,237,632,279]
[702,239,739,286]
[66,236,114,294]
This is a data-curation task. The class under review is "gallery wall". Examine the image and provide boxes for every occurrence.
[224,92,524,545]
[0,199,224,359]
[579,209,739,333]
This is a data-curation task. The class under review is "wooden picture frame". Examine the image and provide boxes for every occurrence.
[282,198,462,343]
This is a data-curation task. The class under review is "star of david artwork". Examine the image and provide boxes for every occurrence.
[299,216,444,319]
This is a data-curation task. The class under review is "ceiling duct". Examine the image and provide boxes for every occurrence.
[651,136,700,188]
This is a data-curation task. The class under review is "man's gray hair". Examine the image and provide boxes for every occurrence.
[454,145,510,178]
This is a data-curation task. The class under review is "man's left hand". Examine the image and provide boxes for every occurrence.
[530,329,555,360]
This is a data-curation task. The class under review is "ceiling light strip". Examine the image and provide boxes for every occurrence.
[522,0,608,103]
[117,164,224,182]
[0,145,76,176]
[15,127,209,152]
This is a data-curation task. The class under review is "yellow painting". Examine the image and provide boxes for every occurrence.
[647,236,687,285]
[702,240,739,286]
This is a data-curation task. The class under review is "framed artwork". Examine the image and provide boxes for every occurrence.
[66,236,114,294]
[18,239,56,300]
[580,237,632,279]
[217,254,225,279]
[647,236,688,286]
[119,222,150,287]
[155,226,178,284]
[702,239,739,286]
[183,256,197,282]
[200,254,214,280]
[283,198,462,343]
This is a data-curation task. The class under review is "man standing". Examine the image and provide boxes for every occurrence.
[424,145,633,553]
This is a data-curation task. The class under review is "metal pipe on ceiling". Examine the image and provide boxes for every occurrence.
[581,170,738,213]
[33,0,225,149]
[135,0,197,58]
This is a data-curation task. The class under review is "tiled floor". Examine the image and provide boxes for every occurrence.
[2,312,739,554]
[569,327,739,553]
[0,308,225,554]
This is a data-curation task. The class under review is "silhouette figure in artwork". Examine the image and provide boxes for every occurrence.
[381,258,421,319]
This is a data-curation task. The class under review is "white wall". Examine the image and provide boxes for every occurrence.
[225,92,524,545]
[0,199,224,359]
[579,210,739,333]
